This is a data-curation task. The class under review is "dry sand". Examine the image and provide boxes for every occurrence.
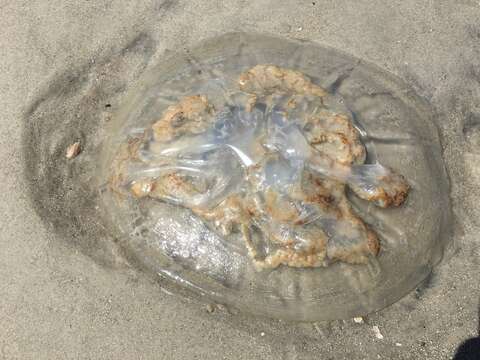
[1,1,479,359]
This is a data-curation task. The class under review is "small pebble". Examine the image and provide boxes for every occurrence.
[395,343,402,347]
[260,332,265,337]
[216,303,228,312]
[66,142,81,159]
[206,303,215,313]
[372,325,384,340]
[353,316,364,324]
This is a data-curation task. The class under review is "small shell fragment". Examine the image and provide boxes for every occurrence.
[353,316,364,324]
[372,325,384,340]
[66,142,81,159]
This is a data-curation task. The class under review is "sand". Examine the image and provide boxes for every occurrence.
[1,1,479,359]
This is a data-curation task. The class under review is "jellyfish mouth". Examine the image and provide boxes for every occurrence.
[108,64,410,270]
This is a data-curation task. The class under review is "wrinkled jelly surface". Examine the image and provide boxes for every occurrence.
[98,33,451,321]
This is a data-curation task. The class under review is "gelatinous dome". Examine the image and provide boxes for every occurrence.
[98,33,451,321]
